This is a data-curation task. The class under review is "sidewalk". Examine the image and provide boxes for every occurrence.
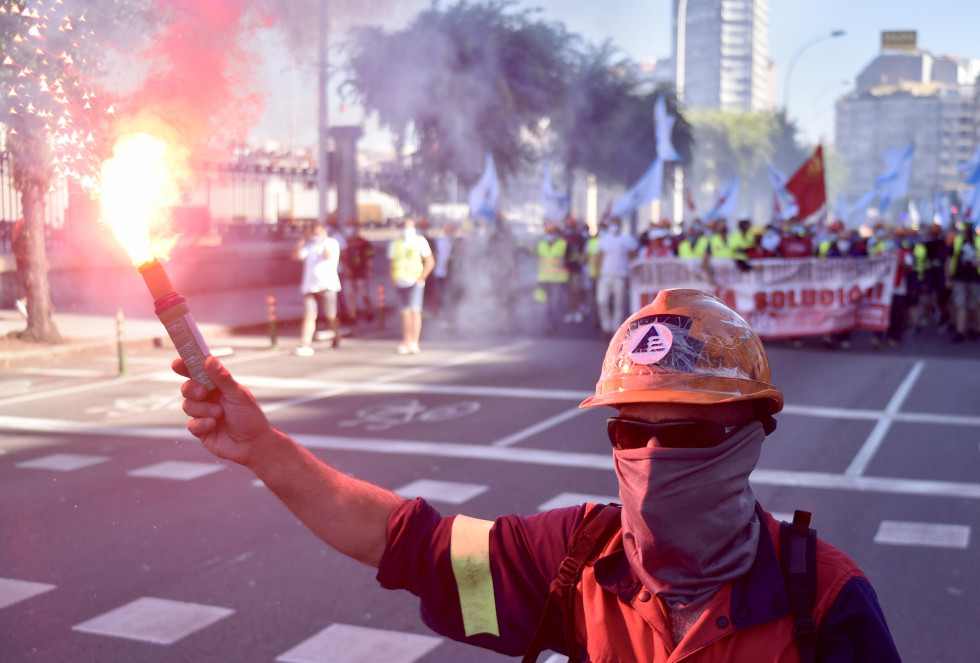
[0,283,317,369]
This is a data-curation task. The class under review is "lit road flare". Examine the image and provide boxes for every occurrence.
[101,132,215,390]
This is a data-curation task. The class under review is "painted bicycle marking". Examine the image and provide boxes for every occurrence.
[339,398,481,431]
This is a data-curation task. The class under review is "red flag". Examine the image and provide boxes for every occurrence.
[785,145,826,220]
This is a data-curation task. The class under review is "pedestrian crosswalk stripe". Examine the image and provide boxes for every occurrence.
[873,520,970,549]
[15,453,110,472]
[0,577,56,610]
[395,479,488,504]
[126,460,224,481]
[72,596,234,644]
[276,623,442,663]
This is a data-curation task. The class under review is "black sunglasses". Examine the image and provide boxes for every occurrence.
[606,417,739,450]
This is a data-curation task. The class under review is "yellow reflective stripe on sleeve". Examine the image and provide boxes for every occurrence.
[450,515,500,637]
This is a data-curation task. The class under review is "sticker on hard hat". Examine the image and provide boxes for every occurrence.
[629,322,672,364]
[624,314,703,372]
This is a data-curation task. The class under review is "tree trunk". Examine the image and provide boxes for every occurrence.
[18,181,61,344]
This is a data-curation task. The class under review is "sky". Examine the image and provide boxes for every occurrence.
[249,0,980,151]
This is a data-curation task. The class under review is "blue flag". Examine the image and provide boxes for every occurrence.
[958,145,980,186]
[469,153,499,223]
[765,164,798,219]
[875,142,914,213]
[610,157,664,219]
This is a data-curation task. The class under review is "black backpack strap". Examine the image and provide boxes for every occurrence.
[521,503,622,663]
[780,509,818,663]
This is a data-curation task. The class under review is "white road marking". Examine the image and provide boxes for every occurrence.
[72,596,234,644]
[0,577,56,610]
[492,407,588,447]
[395,479,488,505]
[15,453,110,472]
[126,461,225,481]
[276,623,442,663]
[18,367,105,378]
[846,361,924,476]
[874,520,970,549]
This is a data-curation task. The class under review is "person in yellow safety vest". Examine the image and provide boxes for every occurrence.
[707,219,735,258]
[583,231,601,319]
[911,224,949,330]
[818,221,845,258]
[728,217,755,260]
[388,217,435,355]
[537,221,569,335]
[947,220,980,342]
[676,218,708,258]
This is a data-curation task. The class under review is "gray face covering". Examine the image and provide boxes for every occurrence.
[613,421,765,610]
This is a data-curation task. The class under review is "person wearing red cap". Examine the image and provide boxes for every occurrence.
[174,289,899,662]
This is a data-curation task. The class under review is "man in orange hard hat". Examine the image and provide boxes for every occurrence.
[174,289,899,662]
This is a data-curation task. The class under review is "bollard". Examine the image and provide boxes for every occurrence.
[116,308,129,377]
[267,293,279,349]
[377,284,386,330]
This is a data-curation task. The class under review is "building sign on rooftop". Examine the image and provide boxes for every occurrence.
[881,31,917,52]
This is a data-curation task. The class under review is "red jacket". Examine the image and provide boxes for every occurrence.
[379,499,899,662]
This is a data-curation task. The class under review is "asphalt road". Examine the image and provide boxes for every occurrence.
[1,320,978,662]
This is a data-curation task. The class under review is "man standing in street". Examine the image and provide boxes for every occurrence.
[948,220,980,342]
[174,288,900,662]
[293,222,342,356]
[388,217,434,354]
[342,219,375,324]
[536,221,568,335]
[595,216,638,338]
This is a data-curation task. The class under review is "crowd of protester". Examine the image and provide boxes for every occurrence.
[292,212,979,351]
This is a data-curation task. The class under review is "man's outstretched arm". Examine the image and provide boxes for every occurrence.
[175,356,405,567]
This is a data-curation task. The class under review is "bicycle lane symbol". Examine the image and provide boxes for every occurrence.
[338,398,481,432]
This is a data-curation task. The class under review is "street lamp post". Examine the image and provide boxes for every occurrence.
[317,0,329,224]
[672,0,688,227]
[782,30,846,116]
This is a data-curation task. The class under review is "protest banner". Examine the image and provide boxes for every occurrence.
[629,255,899,338]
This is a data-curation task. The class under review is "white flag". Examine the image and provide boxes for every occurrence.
[706,176,739,223]
[653,94,682,162]
[540,159,570,221]
[610,157,664,219]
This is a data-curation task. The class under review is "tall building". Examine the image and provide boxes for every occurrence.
[672,0,777,111]
[835,31,980,203]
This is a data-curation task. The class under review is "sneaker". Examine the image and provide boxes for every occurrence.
[839,339,852,350]
[821,335,834,349]
[293,345,314,357]
[314,330,334,341]
[408,342,420,354]
[397,343,411,355]
[870,336,882,350]
[332,337,340,349]
[15,298,27,318]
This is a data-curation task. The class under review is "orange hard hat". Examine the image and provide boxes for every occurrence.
[580,289,783,414]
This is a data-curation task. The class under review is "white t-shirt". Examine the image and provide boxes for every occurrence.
[298,236,342,294]
[597,232,639,278]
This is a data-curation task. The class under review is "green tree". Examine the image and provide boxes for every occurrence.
[687,110,808,221]
[1,0,151,343]
[341,0,572,204]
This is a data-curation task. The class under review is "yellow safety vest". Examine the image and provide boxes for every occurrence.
[587,236,601,278]
[678,235,708,258]
[949,234,980,278]
[537,238,569,283]
[391,236,427,284]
